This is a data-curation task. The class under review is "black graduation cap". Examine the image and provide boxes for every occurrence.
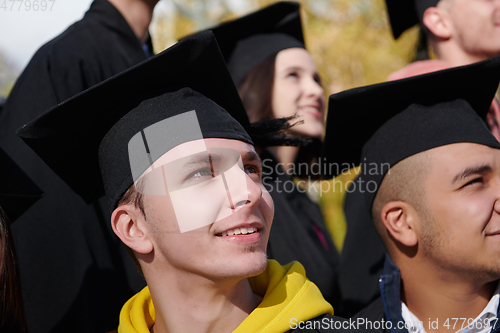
[17,31,253,210]
[208,1,305,87]
[323,55,500,211]
[385,0,439,39]
[0,148,43,223]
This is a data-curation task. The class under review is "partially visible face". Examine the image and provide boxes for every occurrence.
[272,48,326,139]
[140,138,274,281]
[418,143,500,282]
[442,0,500,60]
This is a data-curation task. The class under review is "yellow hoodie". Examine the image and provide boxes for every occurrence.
[118,260,333,333]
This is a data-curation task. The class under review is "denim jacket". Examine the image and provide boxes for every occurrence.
[379,256,500,333]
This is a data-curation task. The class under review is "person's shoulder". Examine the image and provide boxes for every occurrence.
[291,313,381,332]
[23,18,95,75]
[350,298,388,333]
[353,296,384,321]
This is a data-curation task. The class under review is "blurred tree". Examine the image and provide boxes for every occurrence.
[150,0,419,91]
[150,0,256,53]
[0,49,19,98]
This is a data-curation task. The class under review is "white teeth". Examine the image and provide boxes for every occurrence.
[218,227,258,237]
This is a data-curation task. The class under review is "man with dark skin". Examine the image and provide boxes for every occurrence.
[324,57,500,332]
[337,0,500,316]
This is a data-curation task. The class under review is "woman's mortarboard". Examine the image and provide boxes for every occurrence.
[323,55,500,212]
[0,148,43,222]
[17,31,253,210]
[208,1,305,87]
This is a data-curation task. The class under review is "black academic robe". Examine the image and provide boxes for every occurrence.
[0,97,4,116]
[262,150,339,306]
[334,183,386,318]
[0,1,151,332]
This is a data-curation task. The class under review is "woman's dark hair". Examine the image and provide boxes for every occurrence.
[237,55,277,123]
[0,206,28,333]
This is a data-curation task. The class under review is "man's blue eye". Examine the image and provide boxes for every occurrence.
[186,168,213,181]
[245,166,257,174]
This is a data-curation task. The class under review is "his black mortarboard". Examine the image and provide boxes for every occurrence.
[16,31,254,211]
[0,148,43,222]
[323,55,500,213]
[385,0,439,39]
[206,1,305,87]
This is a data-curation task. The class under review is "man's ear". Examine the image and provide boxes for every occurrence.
[380,201,418,247]
[111,203,153,255]
[422,6,453,40]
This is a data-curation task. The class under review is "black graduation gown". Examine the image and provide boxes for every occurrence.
[352,298,388,333]
[334,184,386,318]
[0,1,150,332]
[262,150,339,306]
[0,97,5,117]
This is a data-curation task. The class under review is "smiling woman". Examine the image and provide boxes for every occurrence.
[238,48,325,139]
[272,48,325,139]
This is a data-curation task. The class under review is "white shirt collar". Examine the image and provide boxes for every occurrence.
[401,282,500,333]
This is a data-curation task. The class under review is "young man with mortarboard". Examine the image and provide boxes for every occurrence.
[17,31,376,333]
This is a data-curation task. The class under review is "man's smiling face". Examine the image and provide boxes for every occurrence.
[418,142,500,283]
[138,138,274,281]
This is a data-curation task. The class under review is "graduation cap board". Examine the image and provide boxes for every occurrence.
[17,31,258,233]
[207,1,305,87]
[385,0,439,39]
[0,148,43,223]
[323,55,500,212]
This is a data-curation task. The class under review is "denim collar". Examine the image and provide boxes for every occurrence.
[379,255,500,333]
